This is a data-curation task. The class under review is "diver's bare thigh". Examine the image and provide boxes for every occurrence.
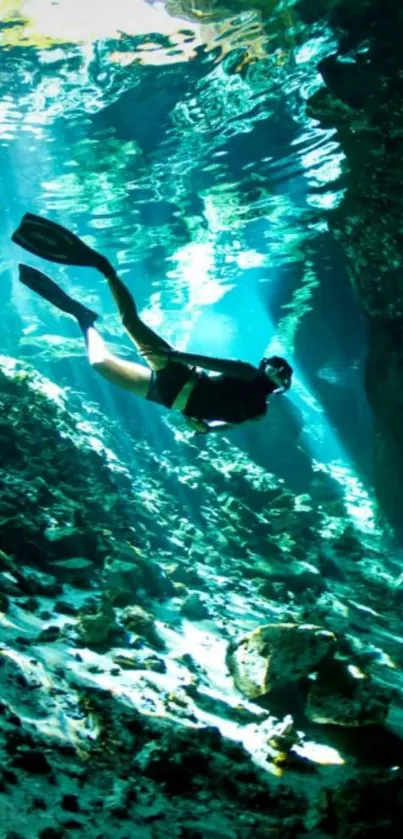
[92,355,152,397]
[104,270,173,372]
[122,315,174,371]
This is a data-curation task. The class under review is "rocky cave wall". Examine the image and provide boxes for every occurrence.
[296,0,403,535]
[1,347,403,838]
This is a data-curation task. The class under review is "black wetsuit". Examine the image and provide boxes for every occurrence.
[146,361,272,424]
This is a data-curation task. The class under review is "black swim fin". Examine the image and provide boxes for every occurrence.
[12,213,113,276]
[19,264,99,327]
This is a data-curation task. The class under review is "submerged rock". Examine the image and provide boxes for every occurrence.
[103,550,174,606]
[120,604,165,649]
[49,557,95,585]
[113,651,167,673]
[133,553,175,599]
[181,592,211,621]
[77,597,118,646]
[102,558,144,606]
[226,623,336,699]
[0,591,9,612]
[0,572,21,597]
[306,658,390,727]
[330,768,403,838]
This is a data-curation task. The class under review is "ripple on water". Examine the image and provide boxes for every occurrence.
[1,0,346,356]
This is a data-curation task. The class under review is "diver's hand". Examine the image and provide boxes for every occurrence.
[139,345,172,365]
[185,417,210,435]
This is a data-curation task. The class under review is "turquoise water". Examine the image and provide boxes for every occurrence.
[0,0,371,481]
[1,3,402,838]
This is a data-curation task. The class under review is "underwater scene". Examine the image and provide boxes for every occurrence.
[1,0,403,836]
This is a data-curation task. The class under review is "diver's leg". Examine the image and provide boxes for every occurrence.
[104,268,173,371]
[19,264,99,325]
[17,264,152,395]
[82,325,151,396]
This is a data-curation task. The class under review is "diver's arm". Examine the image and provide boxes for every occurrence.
[184,417,210,434]
[172,350,258,380]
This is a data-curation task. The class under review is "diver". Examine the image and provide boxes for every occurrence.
[11,213,293,435]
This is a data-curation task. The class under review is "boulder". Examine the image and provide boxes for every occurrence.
[102,558,144,606]
[77,598,118,646]
[50,557,95,585]
[306,659,390,726]
[181,592,211,621]
[226,623,336,699]
[120,604,165,649]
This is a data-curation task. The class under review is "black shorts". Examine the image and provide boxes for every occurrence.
[146,361,195,409]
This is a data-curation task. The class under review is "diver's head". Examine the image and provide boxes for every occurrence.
[259,355,293,394]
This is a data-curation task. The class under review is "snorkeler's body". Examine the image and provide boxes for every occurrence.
[12,213,293,434]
